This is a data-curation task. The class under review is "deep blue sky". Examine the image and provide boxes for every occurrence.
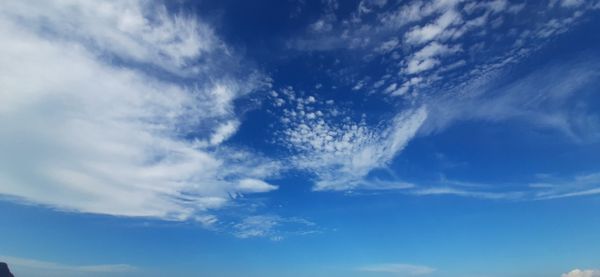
[0,0,599,276]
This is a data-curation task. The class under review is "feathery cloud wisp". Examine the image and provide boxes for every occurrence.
[0,0,277,221]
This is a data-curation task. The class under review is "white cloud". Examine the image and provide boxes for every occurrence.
[391,86,410,96]
[404,9,462,45]
[311,19,333,32]
[532,172,600,200]
[392,77,423,96]
[209,120,240,146]
[276,91,427,190]
[358,263,435,276]
[0,0,219,75]
[562,269,600,277]
[233,215,317,240]
[420,58,600,142]
[0,0,277,221]
[237,179,278,193]
[545,188,600,199]
[282,0,599,199]
[412,187,522,200]
[407,58,440,74]
[289,0,464,51]
[413,42,461,60]
[406,41,462,75]
[358,0,388,14]
[233,215,280,239]
[385,83,398,93]
[376,38,400,53]
[486,0,508,13]
[558,0,585,8]
[194,214,219,228]
[400,169,600,201]
[380,0,460,29]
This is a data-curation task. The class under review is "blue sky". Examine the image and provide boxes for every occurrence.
[0,0,599,276]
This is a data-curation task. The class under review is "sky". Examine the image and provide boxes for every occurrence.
[0,0,599,276]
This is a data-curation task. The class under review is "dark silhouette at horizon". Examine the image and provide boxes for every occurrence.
[0,262,14,277]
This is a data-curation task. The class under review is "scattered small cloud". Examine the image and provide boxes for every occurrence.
[562,269,600,277]
[272,88,427,190]
[232,215,318,241]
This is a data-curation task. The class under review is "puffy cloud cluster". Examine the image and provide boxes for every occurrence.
[270,87,427,190]
[289,0,600,98]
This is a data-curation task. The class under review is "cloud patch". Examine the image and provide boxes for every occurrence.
[0,0,277,221]
[271,88,427,190]
[232,215,317,241]
[562,269,600,277]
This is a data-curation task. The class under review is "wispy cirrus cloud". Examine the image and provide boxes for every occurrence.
[405,169,600,202]
[420,56,600,141]
[1,0,220,75]
[411,186,524,200]
[0,0,278,222]
[1,0,599,239]
[232,215,318,241]
[268,53,600,195]
[275,0,600,197]
[532,172,600,200]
